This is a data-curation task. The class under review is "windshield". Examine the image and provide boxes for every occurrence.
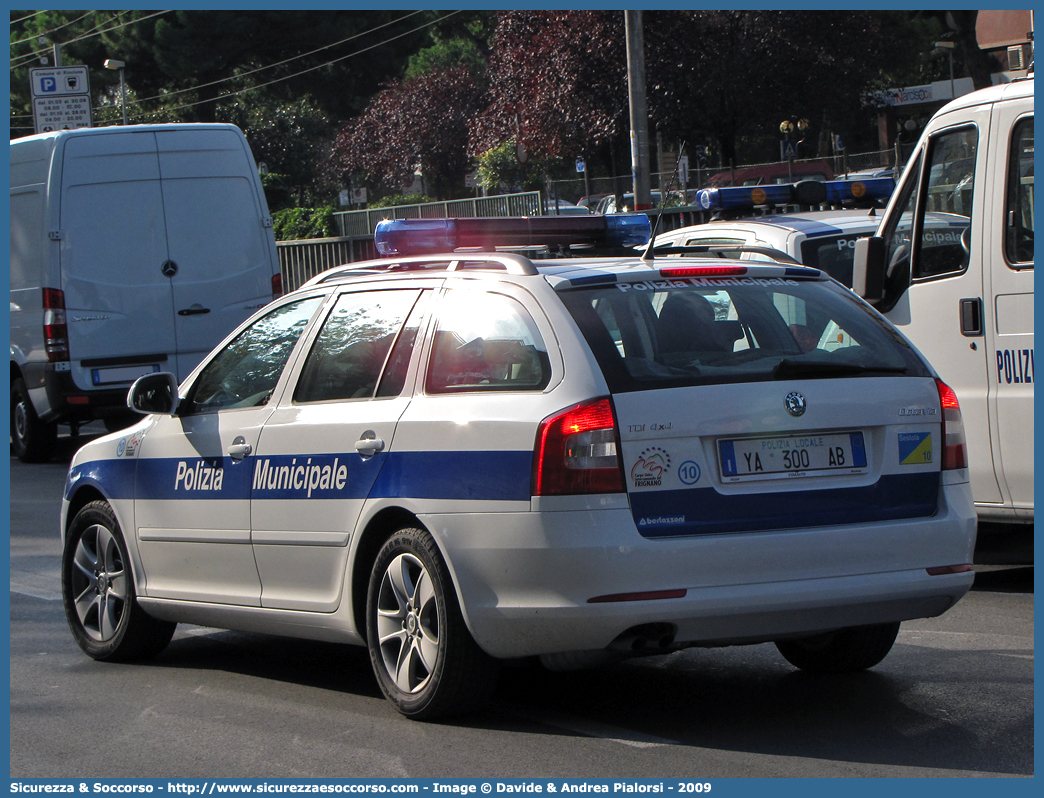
[559,275,930,392]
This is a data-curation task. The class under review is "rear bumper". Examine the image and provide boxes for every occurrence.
[21,362,136,424]
[422,482,977,659]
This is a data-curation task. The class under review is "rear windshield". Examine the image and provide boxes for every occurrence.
[559,275,931,392]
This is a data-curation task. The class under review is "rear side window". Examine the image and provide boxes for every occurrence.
[426,289,551,393]
[559,276,930,392]
[294,289,421,403]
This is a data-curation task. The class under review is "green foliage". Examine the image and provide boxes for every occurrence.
[272,206,336,241]
[227,96,336,207]
[369,195,438,208]
[476,141,548,193]
[406,37,485,80]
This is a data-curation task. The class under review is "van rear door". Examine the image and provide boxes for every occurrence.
[156,128,278,378]
[59,130,177,391]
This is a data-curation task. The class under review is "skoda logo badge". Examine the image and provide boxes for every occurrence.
[785,391,806,417]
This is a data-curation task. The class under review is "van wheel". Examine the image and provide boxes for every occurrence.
[11,377,57,463]
[62,501,176,662]
[366,527,498,720]
[775,622,900,674]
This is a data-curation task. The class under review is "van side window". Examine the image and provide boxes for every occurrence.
[188,296,323,413]
[294,289,421,403]
[1005,117,1034,267]
[426,291,551,393]
[915,126,977,281]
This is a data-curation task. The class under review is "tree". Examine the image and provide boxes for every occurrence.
[224,95,336,207]
[10,10,440,137]
[645,11,927,167]
[941,10,996,90]
[96,10,434,124]
[472,11,627,165]
[333,66,482,199]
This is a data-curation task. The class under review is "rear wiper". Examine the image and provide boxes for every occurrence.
[772,358,908,379]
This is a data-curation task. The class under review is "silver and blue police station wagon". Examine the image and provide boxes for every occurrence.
[61,215,976,719]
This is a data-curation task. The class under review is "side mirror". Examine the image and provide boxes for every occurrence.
[852,236,886,304]
[128,372,180,415]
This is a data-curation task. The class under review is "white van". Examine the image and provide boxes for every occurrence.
[10,123,282,462]
[854,76,1033,535]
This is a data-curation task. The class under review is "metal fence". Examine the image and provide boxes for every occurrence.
[549,149,899,203]
[333,191,543,237]
[277,237,364,292]
[279,192,545,291]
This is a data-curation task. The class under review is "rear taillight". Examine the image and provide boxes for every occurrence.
[936,379,967,470]
[532,397,625,496]
[272,272,283,299]
[42,287,69,362]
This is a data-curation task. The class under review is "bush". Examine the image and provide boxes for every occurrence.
[369,194,438,208]
[272,207,336,241]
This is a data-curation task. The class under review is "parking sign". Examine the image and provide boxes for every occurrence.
[29,66,92,133]
[30,66,89,97]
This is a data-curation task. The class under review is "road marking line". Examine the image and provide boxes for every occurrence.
[512,710,679,748]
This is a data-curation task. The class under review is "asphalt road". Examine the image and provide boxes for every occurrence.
[8,428,1034,779]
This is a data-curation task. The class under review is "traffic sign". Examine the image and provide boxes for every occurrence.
[30,66,92,134]
[30,66,89,97]
[575,157,585,173]
[677,155,689,185]
[33,95,92,132]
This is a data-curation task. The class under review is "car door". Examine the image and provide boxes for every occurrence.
[983,109,1034,516]
[879,111,1002,508]
[249,285,432,612]
[133,294,325,605]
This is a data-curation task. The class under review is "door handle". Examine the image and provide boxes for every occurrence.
[355,432,385,457]
[178,304,211,316]
[960,297,983,337]
[228,436,253,461]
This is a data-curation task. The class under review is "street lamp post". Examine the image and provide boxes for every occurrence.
[934,41,956,100]
[104,58,127,125]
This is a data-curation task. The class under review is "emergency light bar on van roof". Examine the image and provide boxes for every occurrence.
[695,177,895,213]
[374,214,652,256]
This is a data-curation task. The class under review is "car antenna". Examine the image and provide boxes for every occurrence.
[641,141,686,262]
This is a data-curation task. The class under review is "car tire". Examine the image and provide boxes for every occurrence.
[62,500,176,662]
[11,377,57,463]
[366,526,498,719]
[775,621,901,674]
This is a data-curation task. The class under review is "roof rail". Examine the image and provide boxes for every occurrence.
[304,253,539,287]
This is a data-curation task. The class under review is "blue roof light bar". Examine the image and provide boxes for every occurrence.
[374,215,652,256]
[824,177,896,204]
[695,177,895,213]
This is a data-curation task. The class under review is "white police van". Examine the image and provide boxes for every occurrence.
[651,178,896,286]
[854,76,1033,538]
[61,215,976,719]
